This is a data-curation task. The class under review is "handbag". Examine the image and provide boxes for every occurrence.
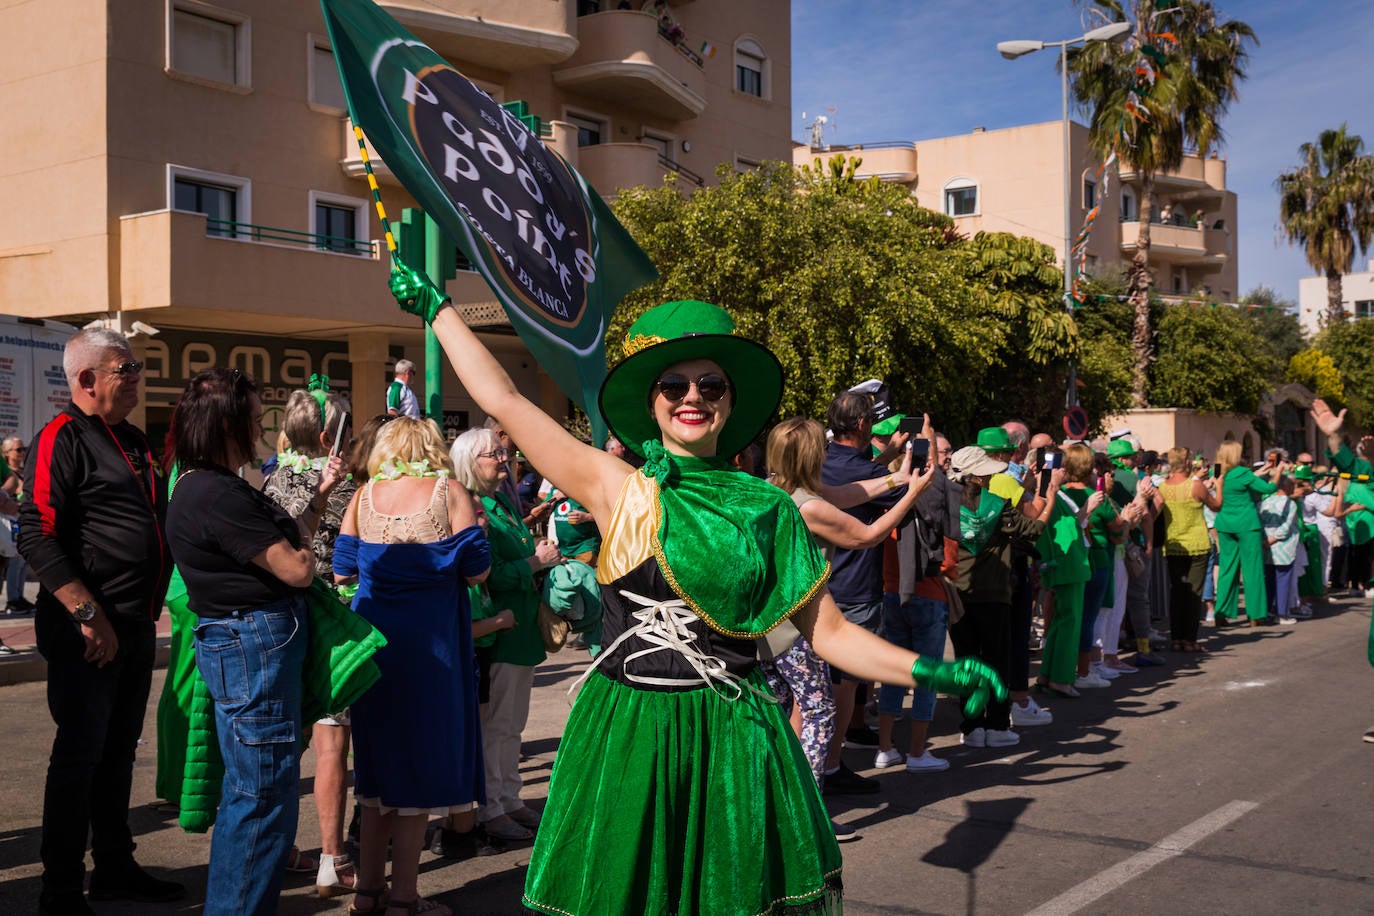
[940,578,966,627]
[537,601,570,653]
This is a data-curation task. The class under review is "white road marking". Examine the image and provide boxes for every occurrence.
[1023,800,1259,916]
[1222,679,1272,691]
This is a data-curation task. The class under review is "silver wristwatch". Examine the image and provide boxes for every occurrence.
[72,600,98,623]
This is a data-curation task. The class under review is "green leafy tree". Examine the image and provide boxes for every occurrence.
[1276,124,1374,326]
[609,158,1081,442]
[1286,349,1344,403]
[1238,285,1305,381]
[1071,270,1144,428]
[1316,318,1374,426]
[1147,302,1272,413]
[1068,1,1257,406]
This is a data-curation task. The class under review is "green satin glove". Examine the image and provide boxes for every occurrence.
[911,656,1008,718]
[388,260,451,325]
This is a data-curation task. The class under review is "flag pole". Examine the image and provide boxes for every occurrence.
[351,124,398,261]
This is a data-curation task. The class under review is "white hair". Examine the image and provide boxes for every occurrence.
[394,359,415,376]
[450,427,502,494]
[63,328,131,386]
[2,437,23,452]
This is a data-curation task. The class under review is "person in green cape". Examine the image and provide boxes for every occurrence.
[388,264,1005,916]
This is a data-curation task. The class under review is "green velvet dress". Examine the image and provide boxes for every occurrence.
[522,452,840,916]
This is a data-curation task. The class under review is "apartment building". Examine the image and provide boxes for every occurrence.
[794,120,1239,303]
[0,0,791,448]
[1297,262,1374,335]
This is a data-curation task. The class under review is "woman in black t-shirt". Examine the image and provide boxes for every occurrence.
[165,368,344,916]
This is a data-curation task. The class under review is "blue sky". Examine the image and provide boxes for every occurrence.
[791,0,1374,306]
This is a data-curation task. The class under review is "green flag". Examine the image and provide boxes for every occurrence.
[320,0,657,441]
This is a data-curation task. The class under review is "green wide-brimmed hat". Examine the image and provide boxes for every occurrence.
[976,426,1014,452]
[598,300,782,459]
[1292,464,1315,482]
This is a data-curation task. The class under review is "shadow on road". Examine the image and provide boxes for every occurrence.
[920,796,1034,916]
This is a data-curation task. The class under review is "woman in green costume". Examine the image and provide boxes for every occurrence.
[389,266,1005,916]
[1212,440,1277,626]
[1312,399,1374,594]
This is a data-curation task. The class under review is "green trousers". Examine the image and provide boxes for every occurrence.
[1042,582,1084,685]
[1216,528,1268,621]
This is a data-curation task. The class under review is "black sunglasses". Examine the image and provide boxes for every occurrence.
[100,360,144,378]
[653,373,731,403]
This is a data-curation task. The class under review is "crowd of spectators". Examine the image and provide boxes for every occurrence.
[12,324,1370,915]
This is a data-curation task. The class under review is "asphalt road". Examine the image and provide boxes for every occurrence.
[1,596,1371,915]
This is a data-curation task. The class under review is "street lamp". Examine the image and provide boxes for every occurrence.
[996,21,1132,306]
[997,21,1130,414]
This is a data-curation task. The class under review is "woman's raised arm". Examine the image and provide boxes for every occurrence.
[394,267,631,523]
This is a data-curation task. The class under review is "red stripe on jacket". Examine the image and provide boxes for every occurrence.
[33,413,75,537]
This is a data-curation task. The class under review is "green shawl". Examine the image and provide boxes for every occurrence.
[641,442,829,638]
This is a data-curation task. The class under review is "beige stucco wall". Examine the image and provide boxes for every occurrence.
[1101,408,1260,462]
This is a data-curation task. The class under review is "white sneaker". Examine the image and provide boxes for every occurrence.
[962,727,987,747]
[1090,661,1120,680]
[1277,615,1298,626]
[905,751,951,773]
[986,729,1020,747]
[1011,697,1053,727]
[1075,671,1111,689]
[873,747,905,769]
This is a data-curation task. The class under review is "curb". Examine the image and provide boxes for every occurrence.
[0,637,174,687]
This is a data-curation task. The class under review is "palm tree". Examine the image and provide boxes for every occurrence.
[1276,125,1374,326]
[1067,1,1256,406]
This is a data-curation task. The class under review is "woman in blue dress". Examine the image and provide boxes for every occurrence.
[333,417,491,916]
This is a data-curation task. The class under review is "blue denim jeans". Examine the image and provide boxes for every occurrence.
[194,597,307,916]
[877,593,949,721]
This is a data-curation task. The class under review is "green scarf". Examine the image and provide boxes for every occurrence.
[959,488,1006,555]
[641,441,829,638]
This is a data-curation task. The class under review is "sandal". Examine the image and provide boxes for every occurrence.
[317,853,357,898]
[385,898,450,915]
[285,846,318,873]
[482,815,533,842]
[349,886,389,915]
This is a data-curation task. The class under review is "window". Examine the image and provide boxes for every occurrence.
[734,38,767,98]
[168,165,251,237]
[309,192,368,254]
[169,4,250,87]
[1121,187,1137,221]
[175,178,237,236]
[1083,176,1097,210]
[576,0,602,14]
[943,178,978,217]
[640,132,670,160]
[315,204,355,251]
[1356,300,1374,319]
[566,112,606,147]
[310,42,346,110]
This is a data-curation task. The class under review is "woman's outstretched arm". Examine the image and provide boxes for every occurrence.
[393,266,631,522]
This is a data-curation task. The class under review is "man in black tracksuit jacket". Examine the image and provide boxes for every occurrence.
[19,328,179,916]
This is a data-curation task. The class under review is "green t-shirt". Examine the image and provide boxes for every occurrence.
[552,496,601,558]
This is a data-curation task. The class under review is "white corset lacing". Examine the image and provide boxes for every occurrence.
[568,589,777,704]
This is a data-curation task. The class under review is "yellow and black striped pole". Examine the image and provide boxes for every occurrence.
[352,124,398,259]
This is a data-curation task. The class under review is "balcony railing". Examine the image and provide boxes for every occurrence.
[658,153,704,187]
[204,218,375,256]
